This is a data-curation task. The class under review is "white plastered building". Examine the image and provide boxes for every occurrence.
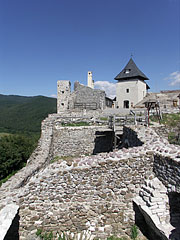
[114,58,150,108]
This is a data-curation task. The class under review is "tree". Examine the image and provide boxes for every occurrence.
[0,134,37,181]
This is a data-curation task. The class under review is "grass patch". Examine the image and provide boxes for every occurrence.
[168,132,180,145]
[0,170,19,186]
[150,113,180,127]
[100,117,108,121]
[150,113,180,145]
[61,122,90,127]
[50,156,61,164]
[36,225,140,240]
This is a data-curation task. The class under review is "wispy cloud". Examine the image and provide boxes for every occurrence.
[165,71,180,86]
[50,94,57,98]
[94,81,116,99]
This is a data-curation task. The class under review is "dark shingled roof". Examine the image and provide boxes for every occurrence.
[114,58,149,81]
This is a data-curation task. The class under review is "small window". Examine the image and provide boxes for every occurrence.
[62,91,64,94]
[124,69,130,74]
[126,89,129,93]
[61,103,64,106]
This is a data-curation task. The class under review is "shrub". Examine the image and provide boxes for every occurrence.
[131,225,138,240]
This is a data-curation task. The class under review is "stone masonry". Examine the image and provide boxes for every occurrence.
[57,80,106,112]
[0,114,180,239]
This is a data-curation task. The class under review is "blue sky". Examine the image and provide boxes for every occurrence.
[0,0,180,98]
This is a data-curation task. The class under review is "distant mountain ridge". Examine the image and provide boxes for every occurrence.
[0,94,57,134]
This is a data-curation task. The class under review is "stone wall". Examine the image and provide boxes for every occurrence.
[57,80,71,113]
[0,114,56,211]
[50,126,113,158]
[153,154,180,193]
[1,114,180,239]
[71,82,106,110]
[19,151,154,239]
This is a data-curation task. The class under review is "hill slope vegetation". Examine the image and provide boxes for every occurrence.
[0,94,57,134]
[0,94,57,183]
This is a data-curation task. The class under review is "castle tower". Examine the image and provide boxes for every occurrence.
[114,58,150,109]
[87,71,94,89]
[57,80,71,113]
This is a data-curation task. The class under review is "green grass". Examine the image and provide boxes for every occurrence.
[0,170,19,187]
[61,122,90,127]
[100,117,108,121]
[36,225,140,240]
[150,113,180,145]
[150,113,180,127]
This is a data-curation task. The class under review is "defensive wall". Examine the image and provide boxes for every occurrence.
[0,114,180,239]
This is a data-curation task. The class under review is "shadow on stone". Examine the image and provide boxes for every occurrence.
[120,126,144,149]
[4,210,20,240]
[93,131,113,154]
[168,192,180,240]
[133,201,164,240]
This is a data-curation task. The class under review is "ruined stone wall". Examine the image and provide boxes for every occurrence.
[153,154,180,193]
[19,151,154,239]
[71,82,106,110]
[122,125,180,193]
[1,115,180,239]
[50,125,113,158]
[0,114,57,210]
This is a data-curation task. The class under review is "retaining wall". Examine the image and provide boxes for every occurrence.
[50,126,113,158]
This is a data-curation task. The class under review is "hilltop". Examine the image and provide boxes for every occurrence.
[0,94,57,134]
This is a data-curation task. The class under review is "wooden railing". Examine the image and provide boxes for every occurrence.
[74,102,97,110]
[108,113,147,130]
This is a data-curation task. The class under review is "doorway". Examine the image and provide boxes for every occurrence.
[124,100,129,108]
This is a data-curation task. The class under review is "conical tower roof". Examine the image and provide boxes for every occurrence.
[114,58,149,81]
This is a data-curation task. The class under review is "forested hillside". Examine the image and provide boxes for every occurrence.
[0,94,57,184]
[0,94,57,134]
